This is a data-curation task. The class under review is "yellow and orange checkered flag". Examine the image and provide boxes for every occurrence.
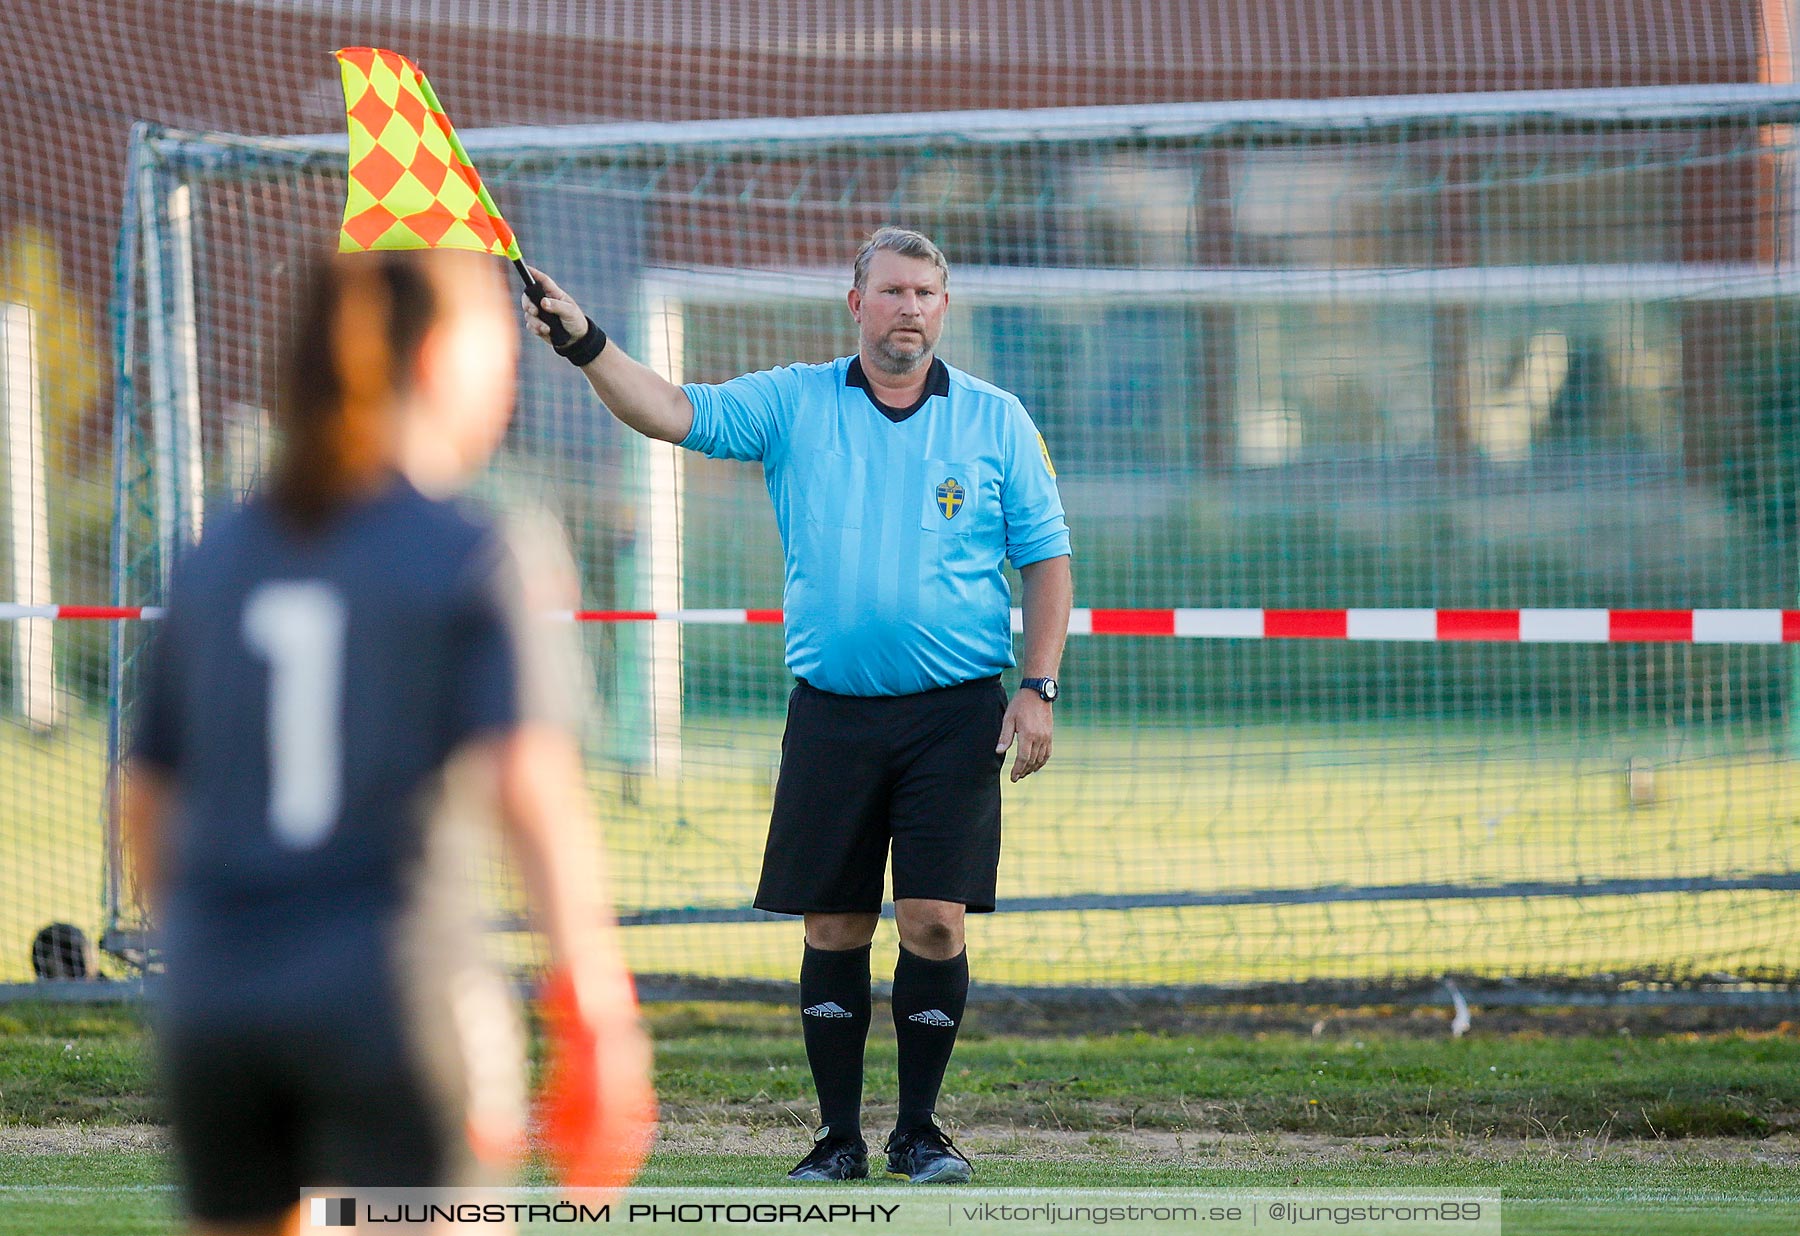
[335,47,520,259]
[335,48,573,344]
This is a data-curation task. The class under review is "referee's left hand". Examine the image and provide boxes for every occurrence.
[997,691,1054,782]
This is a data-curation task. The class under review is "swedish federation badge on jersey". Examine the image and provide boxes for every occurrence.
[935,477,966,519]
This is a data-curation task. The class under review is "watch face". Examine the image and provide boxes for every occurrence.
[1039,679,1059,702]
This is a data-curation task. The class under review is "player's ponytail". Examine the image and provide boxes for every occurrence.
[271,252,442,530]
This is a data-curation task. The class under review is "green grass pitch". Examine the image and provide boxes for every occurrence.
[2,1003,1799,1234]
[6,715,1795,1232]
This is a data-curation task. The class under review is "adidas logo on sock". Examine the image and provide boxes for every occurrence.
[908,1008,956,1027]
[803,1001,853,1018]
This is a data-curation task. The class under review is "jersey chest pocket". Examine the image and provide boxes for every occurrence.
[921,461,981,537]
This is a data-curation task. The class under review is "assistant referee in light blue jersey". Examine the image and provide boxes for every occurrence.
[526,228,1073,1185]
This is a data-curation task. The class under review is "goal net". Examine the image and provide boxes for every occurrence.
[65,83,1800,1000]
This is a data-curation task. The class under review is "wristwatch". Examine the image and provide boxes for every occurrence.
[1020,676,1060,703]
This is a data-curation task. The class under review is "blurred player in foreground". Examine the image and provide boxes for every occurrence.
[124,249,653,1235]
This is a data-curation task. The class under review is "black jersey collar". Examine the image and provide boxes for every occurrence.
[846,354,949,424]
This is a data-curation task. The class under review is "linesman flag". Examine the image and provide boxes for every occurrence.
[334,47,572,344]
[334,47,519,257]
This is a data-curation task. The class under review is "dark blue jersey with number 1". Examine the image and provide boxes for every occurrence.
[131,476,538,1019]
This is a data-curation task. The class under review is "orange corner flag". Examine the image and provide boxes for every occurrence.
[334,47,521,259]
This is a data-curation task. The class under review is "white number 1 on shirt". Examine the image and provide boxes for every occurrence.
[242,582,348,849]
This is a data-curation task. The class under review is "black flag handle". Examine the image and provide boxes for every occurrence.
[514,259,574,349]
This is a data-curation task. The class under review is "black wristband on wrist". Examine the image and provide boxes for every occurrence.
[555,317,608,367]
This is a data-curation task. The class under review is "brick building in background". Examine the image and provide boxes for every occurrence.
[0,0,1792,478]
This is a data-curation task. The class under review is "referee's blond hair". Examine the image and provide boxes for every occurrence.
[853,227,949,292]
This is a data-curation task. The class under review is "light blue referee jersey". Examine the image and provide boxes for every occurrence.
[681,354,1071,697]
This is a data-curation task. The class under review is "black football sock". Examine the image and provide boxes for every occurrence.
[800,942,873,1139]
[891,945,969,1131]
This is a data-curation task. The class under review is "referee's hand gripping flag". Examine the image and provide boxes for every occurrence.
[518,267,589,346]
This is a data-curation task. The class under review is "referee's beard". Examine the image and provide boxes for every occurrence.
[867,324,935,375]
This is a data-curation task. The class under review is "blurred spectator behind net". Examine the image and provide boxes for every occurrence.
[124,249,653,1236]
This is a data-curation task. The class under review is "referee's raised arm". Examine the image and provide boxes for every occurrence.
[522,267,695,444]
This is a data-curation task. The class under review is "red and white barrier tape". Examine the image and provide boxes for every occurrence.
[6,604,1800,644]
[0,605,164,621]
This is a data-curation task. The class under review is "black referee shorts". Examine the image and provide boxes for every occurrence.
[755,675,1007,915]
